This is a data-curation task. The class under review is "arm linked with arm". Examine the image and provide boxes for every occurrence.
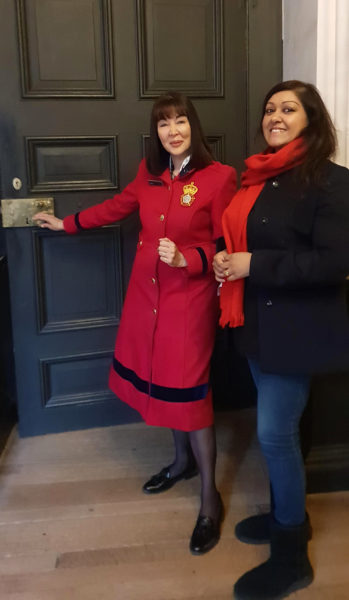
[181,167,237,277]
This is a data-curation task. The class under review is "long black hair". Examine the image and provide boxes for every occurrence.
[261,80,337,185]
[146,91,213,175]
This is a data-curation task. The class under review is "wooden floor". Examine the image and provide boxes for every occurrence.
[0,409,348,600]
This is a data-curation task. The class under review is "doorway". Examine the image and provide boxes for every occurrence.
[0,0,281,436]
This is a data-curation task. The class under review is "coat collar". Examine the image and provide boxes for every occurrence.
[158,164,196,185]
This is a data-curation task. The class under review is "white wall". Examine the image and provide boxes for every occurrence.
[316,0,349,167]
[283,0,318,84]
[282,0,349,167]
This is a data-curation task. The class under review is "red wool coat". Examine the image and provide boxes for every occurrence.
[64,159,236,431]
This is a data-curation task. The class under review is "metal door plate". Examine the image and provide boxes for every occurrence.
[1,197,54,227]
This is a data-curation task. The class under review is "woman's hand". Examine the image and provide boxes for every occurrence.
[33,212,64,231]
[213,250,230,282]
[213,251,252,282]
[158,237,187,267]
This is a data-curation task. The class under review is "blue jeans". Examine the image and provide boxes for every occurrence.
[248,359,311,526]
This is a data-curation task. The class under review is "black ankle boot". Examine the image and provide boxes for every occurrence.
[235,512,312,545]
[235,513,272,545]
[234,518,313,600]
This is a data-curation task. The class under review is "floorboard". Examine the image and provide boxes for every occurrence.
[0,409,347,599]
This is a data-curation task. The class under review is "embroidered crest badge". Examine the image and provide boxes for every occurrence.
[180,181,198,207]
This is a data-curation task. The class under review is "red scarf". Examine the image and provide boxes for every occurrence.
[219,137,306,328]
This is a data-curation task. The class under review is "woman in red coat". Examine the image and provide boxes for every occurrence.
[34,92,237,554]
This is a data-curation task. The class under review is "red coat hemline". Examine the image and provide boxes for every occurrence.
[109,368,214,431]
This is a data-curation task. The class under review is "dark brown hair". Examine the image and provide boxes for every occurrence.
[146,91,213,175]
[261,80,337,185]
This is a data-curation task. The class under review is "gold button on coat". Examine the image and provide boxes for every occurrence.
[159,214,164,221]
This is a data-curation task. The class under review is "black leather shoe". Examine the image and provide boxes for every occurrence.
[142,464,198,494]
[189,496,224,555]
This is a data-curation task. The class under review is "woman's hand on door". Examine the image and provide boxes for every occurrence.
[33,212,64,231]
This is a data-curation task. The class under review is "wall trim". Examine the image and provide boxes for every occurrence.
[306,443,349,493]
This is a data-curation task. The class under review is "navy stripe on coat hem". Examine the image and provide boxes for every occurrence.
[113,357,208,402]
[195,247,208,274]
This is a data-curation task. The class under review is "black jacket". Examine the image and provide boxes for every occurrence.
[236,160,349,374]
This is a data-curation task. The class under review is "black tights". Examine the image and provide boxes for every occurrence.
[169,426,220,520]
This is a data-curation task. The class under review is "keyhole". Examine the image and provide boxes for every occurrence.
[12,177,22,191]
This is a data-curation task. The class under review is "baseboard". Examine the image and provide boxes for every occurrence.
[306,443,349,493]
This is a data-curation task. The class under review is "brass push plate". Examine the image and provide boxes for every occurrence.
[1,197,54,227]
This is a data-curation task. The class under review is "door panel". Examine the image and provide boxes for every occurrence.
[17,0,114,98]
[5,225,137,436]
[0,0,281,436]
[137,0,223,97]
[35,229,122,332]
[26,136,119,193]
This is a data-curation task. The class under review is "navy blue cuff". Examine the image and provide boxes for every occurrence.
[216,236,226,252]
[74,212,84,230]
[195,247,208,274]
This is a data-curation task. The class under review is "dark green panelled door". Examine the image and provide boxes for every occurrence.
[0,0,281,436]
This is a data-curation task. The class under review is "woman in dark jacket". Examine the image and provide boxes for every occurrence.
[214,80,349,600]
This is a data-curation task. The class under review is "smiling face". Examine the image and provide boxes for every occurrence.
[262,90,309,150]
[157,110,191,166]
